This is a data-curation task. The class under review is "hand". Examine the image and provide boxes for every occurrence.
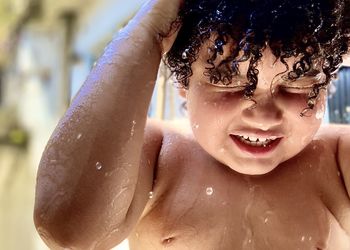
[133,0,184,53]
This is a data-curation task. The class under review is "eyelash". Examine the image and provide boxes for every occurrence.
[279,86,313,94]
[209,80,315,96]
[214,85,246,93]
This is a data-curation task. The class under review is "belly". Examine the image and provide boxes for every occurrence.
[127,200,350,250]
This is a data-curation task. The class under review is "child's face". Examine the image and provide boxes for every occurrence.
[183,45,327,175]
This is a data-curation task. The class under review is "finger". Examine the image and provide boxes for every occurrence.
[161,18,182,54]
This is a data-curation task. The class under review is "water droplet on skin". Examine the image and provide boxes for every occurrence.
[308,236,312,241]
[130,120,137,136]
[264,218,268,223]
[301,236,305,242]
[96,162,103,170]
[206,187,214,196]
[337,171,341,177]
[193,124,199,129]
[315,109,324,120]
[77,133,82,140]
[149,191,154,199]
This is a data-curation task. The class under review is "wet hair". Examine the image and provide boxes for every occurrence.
[164,0,350,115]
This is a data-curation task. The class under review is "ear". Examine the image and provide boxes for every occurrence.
[178,88,187,98]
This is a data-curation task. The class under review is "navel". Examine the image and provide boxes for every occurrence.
[161,236,176,245]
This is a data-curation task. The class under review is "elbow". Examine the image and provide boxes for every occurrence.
[34,203,129,250]
[34,206,80,249]
[34,202,95,249]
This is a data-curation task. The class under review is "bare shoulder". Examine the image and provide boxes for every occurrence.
[141,118,202,211]
[145,118,194,146]
[145,118,192,136]
[330,124,350,196]
[141,118,195,174]
[315,124,350,194]
[313,124,350,152]
[316,123,350,136]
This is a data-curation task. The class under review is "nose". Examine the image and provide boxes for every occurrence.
[241,93,283,130]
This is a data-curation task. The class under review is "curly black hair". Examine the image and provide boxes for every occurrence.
[165,0,350,116]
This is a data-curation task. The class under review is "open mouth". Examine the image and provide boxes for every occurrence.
[230,134,282,155]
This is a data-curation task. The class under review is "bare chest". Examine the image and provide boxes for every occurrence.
[129,138,350,250]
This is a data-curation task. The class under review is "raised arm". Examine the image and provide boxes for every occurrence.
[33,1,181,249]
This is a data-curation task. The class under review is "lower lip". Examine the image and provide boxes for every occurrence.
[230,135,282,156]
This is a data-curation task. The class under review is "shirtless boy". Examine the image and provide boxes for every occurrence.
[34,0,350,249]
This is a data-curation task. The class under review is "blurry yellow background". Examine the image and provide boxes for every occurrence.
[0,0,187,249]
[0,0,349,250]
[0,0,148,249]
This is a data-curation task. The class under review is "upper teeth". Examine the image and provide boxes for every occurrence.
[240,135,277,142]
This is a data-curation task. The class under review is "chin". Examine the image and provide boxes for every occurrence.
[228,159,280,176]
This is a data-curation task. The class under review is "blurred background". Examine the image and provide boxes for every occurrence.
[0,0,349,249]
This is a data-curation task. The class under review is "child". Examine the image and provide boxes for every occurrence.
[34,0,350,249]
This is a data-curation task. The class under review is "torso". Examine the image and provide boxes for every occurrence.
[128,123,350,250]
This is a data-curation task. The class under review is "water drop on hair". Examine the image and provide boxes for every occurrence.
[182,49,189,60]
[323,59,330,67]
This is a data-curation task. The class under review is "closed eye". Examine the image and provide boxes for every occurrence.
[279,85,313,94]
[213,85,246,93]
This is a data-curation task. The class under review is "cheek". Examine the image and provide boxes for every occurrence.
[275,93,309,115]
[284,94,326,146]
[187,92,242,141]
[200,91,244,113]
[275,89,327,117]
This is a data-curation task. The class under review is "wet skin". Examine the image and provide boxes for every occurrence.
[128,122,350,250]
[127,46,350,249]
[33,1,350,248]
